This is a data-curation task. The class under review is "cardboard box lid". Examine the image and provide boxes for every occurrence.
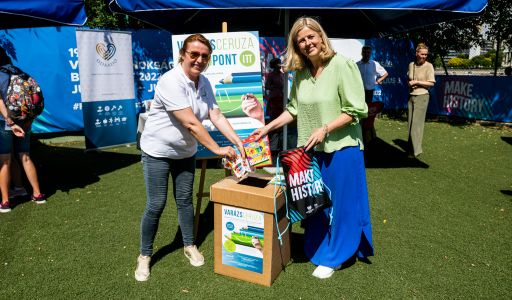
[210,173,285,213]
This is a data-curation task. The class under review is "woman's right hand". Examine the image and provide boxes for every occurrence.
[250,126,269,141]
[11,124,25,137]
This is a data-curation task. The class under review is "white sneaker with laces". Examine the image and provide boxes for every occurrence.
[312,265,335,279]
[134,255,151,281]
[184,245,204,267]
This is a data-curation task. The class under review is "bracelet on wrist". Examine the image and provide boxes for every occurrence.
[322,124,329,137]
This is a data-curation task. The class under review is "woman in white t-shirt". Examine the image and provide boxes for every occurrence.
[135,34,245,282]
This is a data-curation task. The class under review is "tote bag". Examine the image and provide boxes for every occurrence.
[277,147,332,223]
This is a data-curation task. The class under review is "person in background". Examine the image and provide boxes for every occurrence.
[356,45,388,145]
[9,157,28,199]
[504,66,511,76]
[264,57,285,158]
[135,34,245,281]
[251,17,374,279]
[0,47,45,213]
[407,43,435,158]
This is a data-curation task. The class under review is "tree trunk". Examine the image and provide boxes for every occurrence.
[494,38,502,77]
[441,55,448,75]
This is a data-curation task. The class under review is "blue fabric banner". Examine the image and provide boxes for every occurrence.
[131,29,173,113]
[367,38,416,110]
[0,27,174,134]
[2,27,510,139]
[0,27,84,133]
[429,76,512,122]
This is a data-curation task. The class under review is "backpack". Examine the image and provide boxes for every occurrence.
[0,65,44,122]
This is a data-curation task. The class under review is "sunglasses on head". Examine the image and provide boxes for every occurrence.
[185,50,210,60]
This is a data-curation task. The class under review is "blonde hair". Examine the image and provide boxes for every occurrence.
[284,17,335,71]
[416,43,429,52]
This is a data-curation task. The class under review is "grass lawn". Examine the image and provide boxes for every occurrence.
[1,117,511,299]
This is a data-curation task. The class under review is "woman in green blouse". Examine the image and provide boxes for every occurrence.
[251,17,374,279]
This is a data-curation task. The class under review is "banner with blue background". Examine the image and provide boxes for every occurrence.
[430,76,512,122]
[1,27,510,137]
[0,27,84,133]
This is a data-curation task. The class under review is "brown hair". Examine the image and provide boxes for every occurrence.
[178,33,212,64]
[362,45,372,52]
[284,17,335,71]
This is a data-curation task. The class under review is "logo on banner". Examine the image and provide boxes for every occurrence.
[95,43,118,67]
[96,43,116,60]
[239,50,256,67]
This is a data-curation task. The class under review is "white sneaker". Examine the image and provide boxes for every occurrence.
[184,245,204,267]
[134,255,151,281]
[312,265,335,279]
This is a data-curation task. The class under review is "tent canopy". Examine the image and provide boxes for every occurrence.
[0,0,87,28]
[109,0,487,37]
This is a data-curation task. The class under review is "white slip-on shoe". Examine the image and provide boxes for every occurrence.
[134,255,151,281]
[184,245,205,267]
[312,265,335,279]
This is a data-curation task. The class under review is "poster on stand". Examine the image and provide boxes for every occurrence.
[172,32,264,158]
[76,29,137,150]
[221,205,264,273]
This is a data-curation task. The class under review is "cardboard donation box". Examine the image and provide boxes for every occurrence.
[210,173,290,286]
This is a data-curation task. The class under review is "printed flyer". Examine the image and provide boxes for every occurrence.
[221,205,264,273]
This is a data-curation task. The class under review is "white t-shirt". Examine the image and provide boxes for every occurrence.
[356,60,387,90]
[140,64,218,159]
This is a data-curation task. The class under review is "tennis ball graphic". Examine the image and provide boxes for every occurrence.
[224,239,236,252]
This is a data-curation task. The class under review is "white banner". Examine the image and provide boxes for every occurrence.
[172,32,264,158]
[76,29,135,102]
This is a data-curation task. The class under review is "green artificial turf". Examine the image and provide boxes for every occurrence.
[1,118,510,299]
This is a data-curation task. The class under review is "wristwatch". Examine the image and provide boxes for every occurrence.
[6,118,15,126]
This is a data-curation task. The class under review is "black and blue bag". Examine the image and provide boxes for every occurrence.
[273,147,332,244]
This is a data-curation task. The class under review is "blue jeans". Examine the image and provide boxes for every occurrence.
[140,151,196,256]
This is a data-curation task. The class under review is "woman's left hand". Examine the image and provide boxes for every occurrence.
[304,126,327,151]
[216,146,238,160]
[235,143,246,159]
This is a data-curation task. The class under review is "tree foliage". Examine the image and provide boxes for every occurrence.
[480,0,512,49]
[391,0,511,74]
[84,0,149,29]
[391,17,482,62]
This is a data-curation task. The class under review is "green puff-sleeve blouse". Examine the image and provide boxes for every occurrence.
[287,54,368,153]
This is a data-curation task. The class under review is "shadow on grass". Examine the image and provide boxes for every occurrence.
[29,141,141,197]
[364,138,429,168]
[381,111,478,128]
[150,200,215,266]
[501,136,512,146]
[150,228,185,267]
[501,190,512,197]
